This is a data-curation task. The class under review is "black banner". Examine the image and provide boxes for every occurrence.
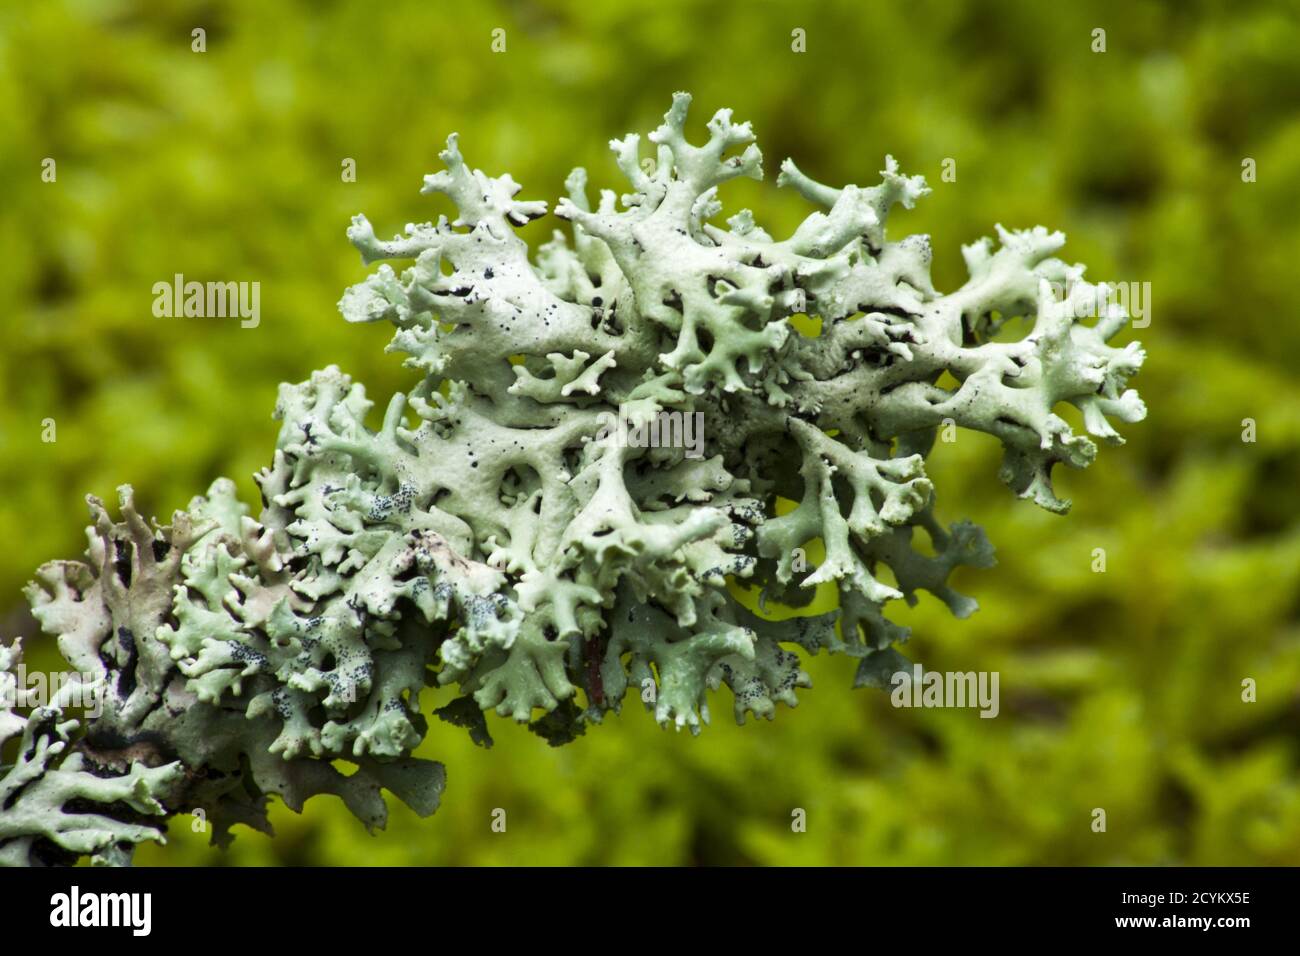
[0,865,1287,944]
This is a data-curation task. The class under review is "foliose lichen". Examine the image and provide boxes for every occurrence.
[3,93,1145,864]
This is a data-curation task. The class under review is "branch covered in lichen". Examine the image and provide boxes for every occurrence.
[6,93,1145,864]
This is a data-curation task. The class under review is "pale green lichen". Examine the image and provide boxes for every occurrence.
[0,640,180,866]
[4,93,1145,864]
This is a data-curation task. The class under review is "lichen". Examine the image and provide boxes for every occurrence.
[0,640,180,866]
[4,93,1145,864]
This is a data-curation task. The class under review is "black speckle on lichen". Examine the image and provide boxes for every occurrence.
[229,642,269,670]
[113,542,133,586]
[114,627,138,698]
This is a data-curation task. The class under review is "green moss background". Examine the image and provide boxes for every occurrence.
[2,0,1299,865]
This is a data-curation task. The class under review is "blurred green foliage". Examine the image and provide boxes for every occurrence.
[2,0,1299,865]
